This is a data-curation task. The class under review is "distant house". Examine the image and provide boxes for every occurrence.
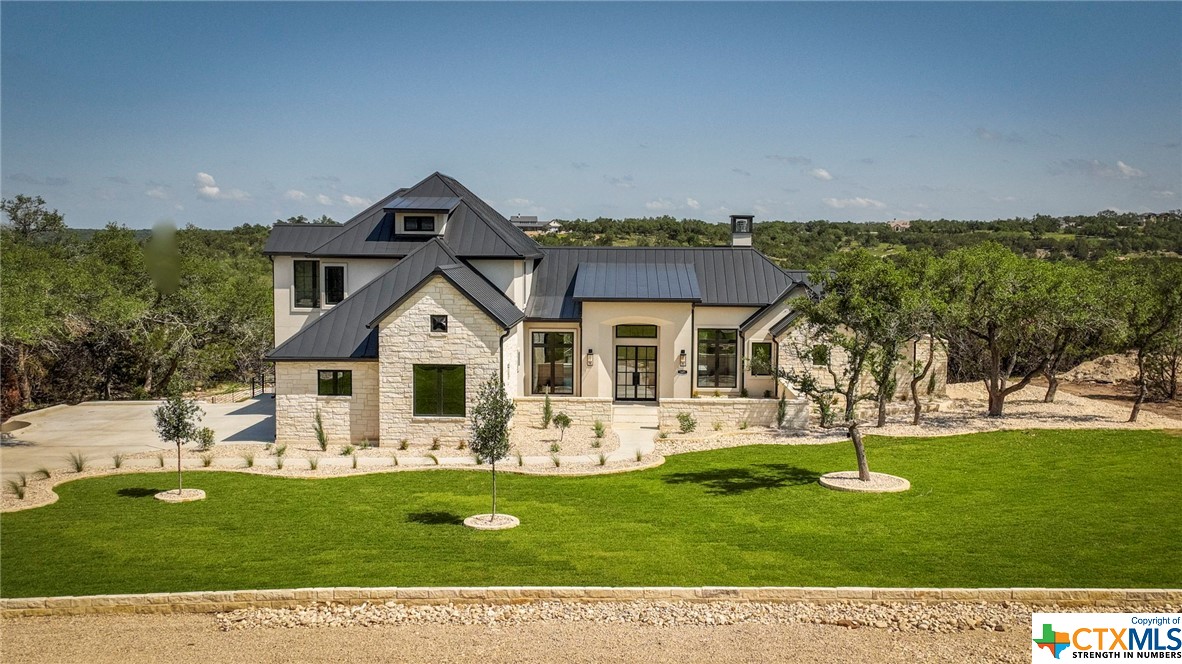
[888,220,911,231]
[510,215,560,235]
[263,172,945,444]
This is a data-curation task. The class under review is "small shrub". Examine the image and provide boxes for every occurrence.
[351,454,358,469]
[676,412,697,434]
[65,452,89,473]
[553,412,571,441]
[658,430,669,439]
[593,420,605,439]
[739,420,749,430]
[359,439,372,450]
[713,420,723,431]
[4,473,28,499]
[392,453,400,467]
[111,454,125,469]
[777,394,788,428]
[764,390,772,399]
[195,427,216,451]
[927,373,938,395]
[340,444,356,456]
[200,453,214,467]
[635,449,644,462]
[473,454,484,465]
[456,439,467,450]
[597,452,607,466]
[516,450,524,466]
[264,442,272,451]
[427,453,440,465]
[32,466,51,480]
[155,452,165,468]
[275,456,285,470]
[714,390,721,398]
[740,387,749,398]
[308,456,320,470]
[274,443,287,457]
[241,452,255,468]
[549,442,561,453]
[542,394,553,428]
[430,437,441,451]
[692,390,700,398]
[590,438,602,449]
[398,438,409,450]
[313,409,328,452]
[550,454,561,468]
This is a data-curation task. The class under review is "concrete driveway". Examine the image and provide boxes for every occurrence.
[0,396,274,478]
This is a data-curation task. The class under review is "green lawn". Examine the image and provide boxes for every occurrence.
[2,429,1179,598]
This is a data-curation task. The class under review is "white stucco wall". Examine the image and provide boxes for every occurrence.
[579,301,694,400]
[273,255,397,345]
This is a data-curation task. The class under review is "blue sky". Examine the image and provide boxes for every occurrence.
[2,2,1179,229]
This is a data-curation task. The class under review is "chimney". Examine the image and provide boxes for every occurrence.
[729,214,754,247]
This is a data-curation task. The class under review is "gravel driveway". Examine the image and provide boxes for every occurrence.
[0,613,1028,663]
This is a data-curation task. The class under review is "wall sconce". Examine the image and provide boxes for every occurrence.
[586,348,594,367]
[678,349,687,368]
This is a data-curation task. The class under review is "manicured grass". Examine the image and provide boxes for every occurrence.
[1,429,1179,597]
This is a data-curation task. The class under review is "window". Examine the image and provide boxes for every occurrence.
[615,324,657,338]
[532,332,574,395]
[413,365,465,417]
[430,315,448,333]
[323,265,346,306]
[697,328,738,388]
[317,370,352,396]
[294,260,320,308]
[811,345,830,366]
[404,215,435,232]
[750,342,773,376]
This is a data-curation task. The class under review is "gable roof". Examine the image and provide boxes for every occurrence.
[572,262,702,302]
[267,238,523,361]
[263,173,541,259]
[528,247,799,320]
[769,310,804,338]
[263,223,348,256]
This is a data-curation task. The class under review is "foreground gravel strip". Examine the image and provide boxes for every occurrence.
[2,612,1032,663]
[216,599,1176,634]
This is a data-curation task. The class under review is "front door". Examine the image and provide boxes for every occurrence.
[615,345,657,401]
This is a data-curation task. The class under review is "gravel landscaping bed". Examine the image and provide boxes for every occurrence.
[217,599,1178,633]
[509,423,618,456]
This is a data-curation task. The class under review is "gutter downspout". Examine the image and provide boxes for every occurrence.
[499,326,512,385]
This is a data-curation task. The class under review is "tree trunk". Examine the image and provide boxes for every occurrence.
[177,443,183,494]
[910,337,937,426]
[986,382,1005,417]
[850,422,871,482]
[910,378,923,425]
[16,346,32,409]
[490,461,497,521]
[1129,351,1147,423]
[876,390,888,428]
[1043,369,1059,403]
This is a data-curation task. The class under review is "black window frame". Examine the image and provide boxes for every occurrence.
[430,315,448,333]
[317,370,352,396]
[413,364,466,417]
[750,342,773,376]
[615,324,658,339]
[404,215,436,232]
[293,259,320,309]
[323,264,346,306]
[531,331,575,395]
[697,328,738,388]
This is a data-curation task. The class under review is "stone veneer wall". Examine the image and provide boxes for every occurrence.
[659,397,809,430]
[378,276,504,447]
[274,361,380,444]
[513,397,613,428]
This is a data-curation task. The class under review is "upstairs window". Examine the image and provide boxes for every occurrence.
[317,370,352,396]
[294,260,320,308]
[404,215,436,232]
[323,265,346,306]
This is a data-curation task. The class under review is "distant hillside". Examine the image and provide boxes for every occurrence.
[538,210,1182,269]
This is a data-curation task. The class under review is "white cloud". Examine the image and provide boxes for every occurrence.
[766,155,811,165]
[644,198,676,211]
[1116,161,1145,178]
[990,195,1018,203]
[974,127,1025,144]
[342,194,372,210]
[505,197,535,208]
[685,198,700,210]
[284,189,308,202]
[146,186,169,200]
[1150,190,1176,198]
[605,175,635,189]
[194,172,250,201]
[808,168,833,181]
[316,194,333,206]
[823,197,885,209]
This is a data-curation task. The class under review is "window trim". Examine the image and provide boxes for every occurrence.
[413,364,466,418]
[322,263,347,307]
[403,215,436,233]
[293,259,321,310]
[530,330,576,395]
[316,369,352,397]
[696,328,739,389]
[750,341,773,376]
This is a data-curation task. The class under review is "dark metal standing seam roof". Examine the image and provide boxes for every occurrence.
[383,196,462,212]
[262,224,349,255]
[527,247,800,320]
[769,310,804,338]
[572,262,702,301]
[267,238,523,360]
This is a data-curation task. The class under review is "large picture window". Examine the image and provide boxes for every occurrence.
[532,332,574,395]
[294,260,320,308]
[697,328,738,388]
[317,370,352,396]
[413,365,465,417]
[323,265,346,306]
[750,342,773,376]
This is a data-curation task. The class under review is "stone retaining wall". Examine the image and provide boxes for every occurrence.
[659,398,809,431]
[513,397,613,428]
[4,587,1177,618]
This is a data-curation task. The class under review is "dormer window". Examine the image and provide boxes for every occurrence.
[404,215,436,232]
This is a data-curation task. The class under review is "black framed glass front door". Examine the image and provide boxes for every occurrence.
[615,345,657,401]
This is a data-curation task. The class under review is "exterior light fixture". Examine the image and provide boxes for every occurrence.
[586,349,594,367]
[678,349,687,368]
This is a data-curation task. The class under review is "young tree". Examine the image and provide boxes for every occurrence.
[1,195,66,243]
[470,376,515,520]
[154,390,204,494]
[1105,259,1182,422]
